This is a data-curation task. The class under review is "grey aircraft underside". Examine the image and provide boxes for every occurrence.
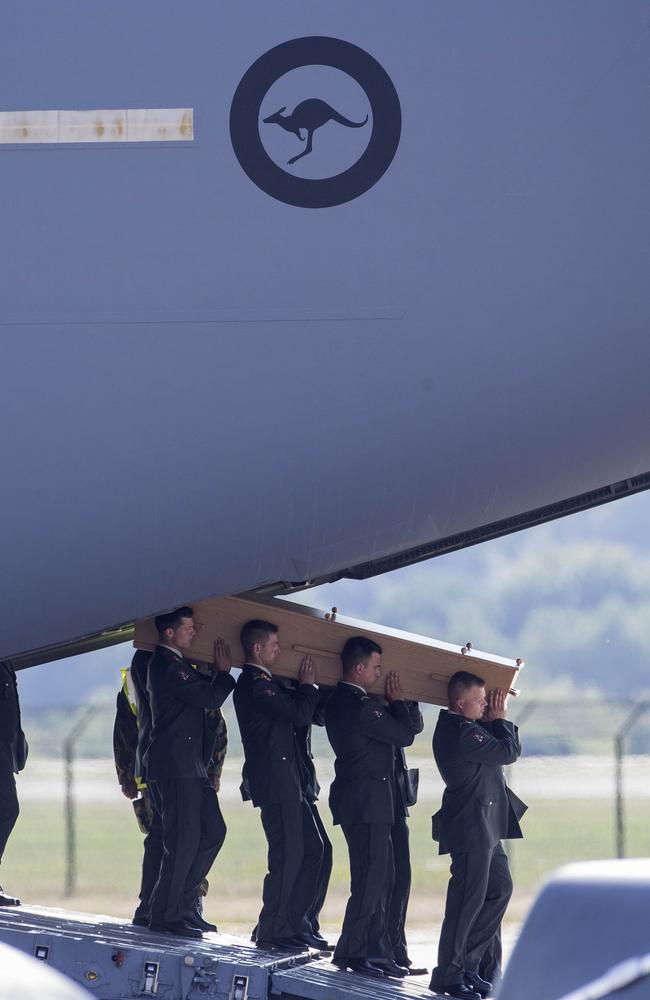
[1,1,649,666]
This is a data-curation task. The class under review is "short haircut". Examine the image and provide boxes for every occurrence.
[240,619,278,656]
[341,636,382,673]
[155,606,194,639]
[448,670,485,704]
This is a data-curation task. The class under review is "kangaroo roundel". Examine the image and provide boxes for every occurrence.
[230,37,401,209]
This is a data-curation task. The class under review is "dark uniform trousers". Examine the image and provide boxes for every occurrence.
[258,798,323,942]
[148,778,226,926]
[306,802,332,936]
[386,812,411,964]
[336,822,395,962]
[385,713,423,966]
[0,770,19,864]
[435,843,513,987]
[294,689,333,939]
[133,789,164,922]
[0,660,24,869]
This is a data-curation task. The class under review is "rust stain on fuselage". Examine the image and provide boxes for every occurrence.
[179,112,192,138]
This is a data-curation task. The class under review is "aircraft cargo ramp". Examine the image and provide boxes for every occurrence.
[0,905,435,1000]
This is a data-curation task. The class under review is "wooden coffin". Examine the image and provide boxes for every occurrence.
[133,595,523,708]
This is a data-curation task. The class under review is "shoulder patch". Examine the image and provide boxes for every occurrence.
[369,707,384,720]
[262,688,277,697]
[178,668,191,682]
[471,730,485,742]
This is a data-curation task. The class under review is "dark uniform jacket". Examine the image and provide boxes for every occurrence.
[394,701,424,818]
[325,682,418,827]
[432,709,527,855]
[144,645,235,780]
[117,651,229,788]
[233,665,320,808]
[0,662,26,773]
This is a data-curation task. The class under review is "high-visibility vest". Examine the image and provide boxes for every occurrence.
[120,667,138,715]
[120,667,147,790]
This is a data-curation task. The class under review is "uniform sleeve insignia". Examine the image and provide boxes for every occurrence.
[178,669,190,681]
[472,731,485,742]
[370,708,383,720]
[263,688,276,697]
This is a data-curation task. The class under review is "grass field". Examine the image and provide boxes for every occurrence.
[3,757,648,937]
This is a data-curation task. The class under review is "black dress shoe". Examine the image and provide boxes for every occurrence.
[131,914,149,927]
[373,958,409,978]
[256,938,302,952]
[0,888,20,907]
[438,984,482,999]
[149,920,202,939]
[395,955,429,976]
[464,972,493,997]
[309,934,334,952]
[184,910,217,933]
[348,959,388,979]
[292,933,333,951]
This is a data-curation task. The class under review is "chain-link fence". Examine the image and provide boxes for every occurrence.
[4,698,649,933]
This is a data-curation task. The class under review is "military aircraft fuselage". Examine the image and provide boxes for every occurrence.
[1,1,649,664]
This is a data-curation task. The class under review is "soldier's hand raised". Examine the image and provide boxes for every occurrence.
[213,638,232,673]
[486,688,507,720]
[298,654,316,685]
[385,671,403,703]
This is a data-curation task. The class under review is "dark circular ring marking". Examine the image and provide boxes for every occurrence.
[230,36,401,209]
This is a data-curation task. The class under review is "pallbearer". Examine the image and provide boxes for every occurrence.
[144,607,235,938]
[233,619,325,951]
[429,671,527,999]
[113,649,228,929]
[325,637,419,979]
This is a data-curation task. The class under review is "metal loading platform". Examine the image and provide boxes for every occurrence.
[0,906,440,1000]
[271,959,434,1000]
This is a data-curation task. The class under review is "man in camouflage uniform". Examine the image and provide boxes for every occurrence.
[113,656,228,925]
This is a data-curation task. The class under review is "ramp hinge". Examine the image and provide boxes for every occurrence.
[230,974,249,1000]
[142,960,159,995]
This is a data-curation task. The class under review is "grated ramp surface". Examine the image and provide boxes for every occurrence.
[272,957,441,1000]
